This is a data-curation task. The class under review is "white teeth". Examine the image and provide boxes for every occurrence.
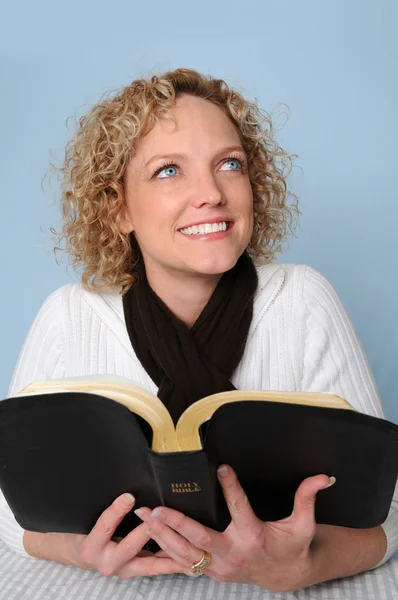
[179,221,228,236]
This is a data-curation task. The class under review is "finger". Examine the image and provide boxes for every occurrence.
[135,506,224,555]
[290,474,333,535]
[117,555,197,579]
[144,535,217,579]
[83,493,136,559]
[141,525,204,570]
[217,465,259,535]
[154,549,169,557]
[100,521,153,575]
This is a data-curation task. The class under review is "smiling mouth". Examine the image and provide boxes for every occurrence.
[178,221,232,236]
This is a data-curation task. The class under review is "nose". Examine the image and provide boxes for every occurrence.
[189,171,226,208]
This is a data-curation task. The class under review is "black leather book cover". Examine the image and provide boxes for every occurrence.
[0,391,397,537]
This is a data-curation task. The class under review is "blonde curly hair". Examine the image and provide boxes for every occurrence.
[50,67,299,292]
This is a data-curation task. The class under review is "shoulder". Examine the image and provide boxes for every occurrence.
[38,282,122,314]
[254,262,335,303]
[252,263,342,324]
[256,263,333,296]
[42,282,129,347]
[32,282,124,334]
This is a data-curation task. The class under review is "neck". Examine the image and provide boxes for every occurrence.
[145,268,222,328]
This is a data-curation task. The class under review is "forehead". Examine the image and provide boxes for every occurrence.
[135,94,242,158]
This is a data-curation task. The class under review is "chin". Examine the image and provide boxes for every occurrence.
[188,254,241,276]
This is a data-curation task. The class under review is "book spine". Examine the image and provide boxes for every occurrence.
[149,450,227,531]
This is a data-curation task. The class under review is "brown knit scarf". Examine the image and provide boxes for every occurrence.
[122,241,258,425]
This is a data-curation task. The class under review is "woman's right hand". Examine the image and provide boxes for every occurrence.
[24,492,195,579]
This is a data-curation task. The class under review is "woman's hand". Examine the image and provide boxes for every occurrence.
[133,466,334,592]
[24,493,196,579]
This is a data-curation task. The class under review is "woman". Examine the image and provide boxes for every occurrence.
[2,68,397,592]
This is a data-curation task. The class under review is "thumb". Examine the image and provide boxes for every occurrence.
[290,474,335,536]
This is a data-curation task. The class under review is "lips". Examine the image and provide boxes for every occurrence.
[178,220,235,241]
[180,222,228,236]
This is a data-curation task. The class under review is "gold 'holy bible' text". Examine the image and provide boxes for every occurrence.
[171,482,201,493]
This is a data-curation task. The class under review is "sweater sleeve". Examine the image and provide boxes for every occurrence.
[1,287,65,558]
[301,265,398,567]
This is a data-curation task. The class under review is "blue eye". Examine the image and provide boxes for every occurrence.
[220,158,242,171]
[154,164,178,179]
[152,155,245,179]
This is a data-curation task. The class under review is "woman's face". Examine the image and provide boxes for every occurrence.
[122,93,254,283]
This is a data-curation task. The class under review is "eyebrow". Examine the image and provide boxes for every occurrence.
[144,145,246,169]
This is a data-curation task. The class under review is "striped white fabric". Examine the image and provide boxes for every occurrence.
[1,540,398,600]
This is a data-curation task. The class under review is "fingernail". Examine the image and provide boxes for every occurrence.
[150,508,165,521]
[326,476,336,488]
[122,493,135,506]
[134,508,147,519]
[217,465,229,477]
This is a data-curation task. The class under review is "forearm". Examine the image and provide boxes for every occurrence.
[307,524,387,586]
[0,494,31,557]
[23,531,89,569]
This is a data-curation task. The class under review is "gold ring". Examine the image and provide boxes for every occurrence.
[190,550,212,576]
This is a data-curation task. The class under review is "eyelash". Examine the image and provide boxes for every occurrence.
[151,154,247,179]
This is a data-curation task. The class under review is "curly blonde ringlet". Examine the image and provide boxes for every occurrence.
[50,67,299,293]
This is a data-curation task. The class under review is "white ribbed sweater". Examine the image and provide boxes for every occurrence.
[2,263,397,567]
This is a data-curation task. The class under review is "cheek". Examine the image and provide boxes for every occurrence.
[133,202,180,243]
[146,189,182,217]
[236,178,253,204]
[238,185,254,221]
[242,189,254,235]
[133,196,171,224]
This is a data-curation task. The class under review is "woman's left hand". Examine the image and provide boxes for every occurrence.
[134,465,334,592]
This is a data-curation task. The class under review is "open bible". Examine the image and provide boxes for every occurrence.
[0,375,397,537]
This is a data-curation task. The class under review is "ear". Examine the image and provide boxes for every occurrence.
[120,174,134,234]
[120,216,134,235]
[119,205,134,235]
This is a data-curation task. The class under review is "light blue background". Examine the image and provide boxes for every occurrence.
[1,0,397,420]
